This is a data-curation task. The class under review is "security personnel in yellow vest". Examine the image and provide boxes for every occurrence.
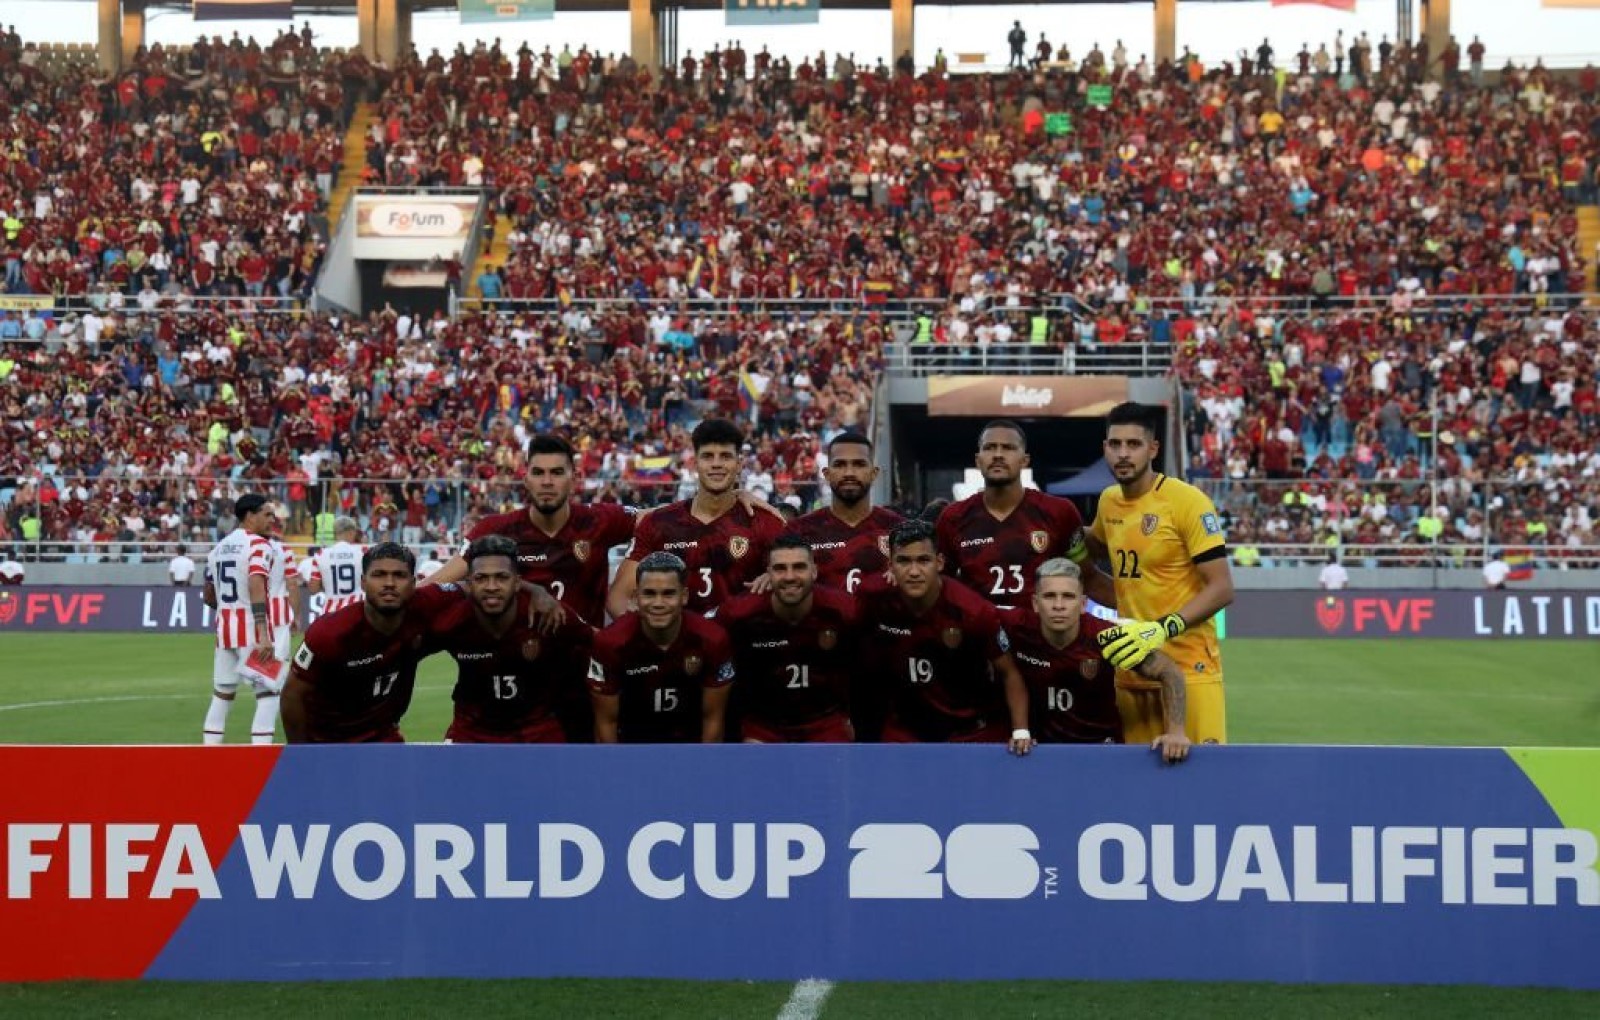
[1029,313,1050,345]
[315,510,337,546]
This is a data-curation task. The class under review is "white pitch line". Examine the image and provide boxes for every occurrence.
[0,682,459,716]
[777,979,835,1020]
[0,693,193,714]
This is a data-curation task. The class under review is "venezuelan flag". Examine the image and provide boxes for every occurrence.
[1505,551,1535,582]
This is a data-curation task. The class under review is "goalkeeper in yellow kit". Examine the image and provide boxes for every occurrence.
[1090,402,1235,744]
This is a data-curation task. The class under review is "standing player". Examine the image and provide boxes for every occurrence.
[785,431,903,593]
[200,494,280,745]
[718,536,859,742]
[1003,559,1190,762]
[428,536,596,743]
[1090,402,1234,745]
[608,419,787,617]
[267,525,302,659]
[280,543,460,743]
[856,520,1032,753]
[426,436,634,622]
[935,421,1115,609]
[308,516,365,615]
[588,552,735,743]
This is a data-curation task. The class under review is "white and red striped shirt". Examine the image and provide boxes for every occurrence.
[268,539,297,630]
[315,541,366,614]
[207,528,273,649]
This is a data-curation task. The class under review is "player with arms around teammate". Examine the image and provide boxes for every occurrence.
[608,419,787,618]
[785,431,903,594]
[1091,402,1234,745]
[718,536,859,743]
[589,552,735,743]
[281,543,461,743]
[308,517,365,614]
[936,420,1115,608]
[428,536,597,743]
[857,520,1032,754]
[201,494,281,745]
[1004,559,1190,762]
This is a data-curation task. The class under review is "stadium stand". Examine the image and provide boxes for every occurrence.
[0,29,1597,571]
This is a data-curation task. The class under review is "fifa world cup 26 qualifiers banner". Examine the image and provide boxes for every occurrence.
[1,745,1596,986]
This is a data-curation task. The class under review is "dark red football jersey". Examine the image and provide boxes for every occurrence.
[855,576,1012,741]
[935,489,1089,606]
[999,608,1122,744]
[467,503,635,624]
[288,586,459,743]
[716,586,859,733]
[587,611,735,743]
[625,500,786,613]
[425,591,596,742]
[785,506,905,593]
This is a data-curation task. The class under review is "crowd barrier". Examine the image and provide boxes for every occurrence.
[0,745,1594,986]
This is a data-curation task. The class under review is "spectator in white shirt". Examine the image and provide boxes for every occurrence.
[0,551,23,585]
[1482,552,1510,590]
[1318,552,1349,591]
[168,546,197,586]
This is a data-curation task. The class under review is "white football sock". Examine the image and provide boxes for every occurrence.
[251,695,280,745]
[203,695,232,745]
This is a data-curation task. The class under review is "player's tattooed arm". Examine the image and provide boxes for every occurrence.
[1136,650,1191,764]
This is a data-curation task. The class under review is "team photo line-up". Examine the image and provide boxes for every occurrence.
[202,401,1229,757]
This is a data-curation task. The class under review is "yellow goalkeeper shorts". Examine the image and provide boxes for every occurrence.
[1116,677,1226,745]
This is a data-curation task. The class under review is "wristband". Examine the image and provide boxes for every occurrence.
[1160,613,1187,639]
[1012,729,1032,742]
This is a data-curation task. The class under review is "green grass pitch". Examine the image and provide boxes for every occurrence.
[0,633,1597,1016]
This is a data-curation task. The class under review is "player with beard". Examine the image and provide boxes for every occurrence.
[281,543,461,743]
[1089,402,1233,745]
[856,520,1033,754]
[1002,558,1190,762]
[608,418,787,618]
[935,420,1115,609]
[718,536,859,742]
[589,552,735,743]
[427,536,597,743]
[785,431,904,594]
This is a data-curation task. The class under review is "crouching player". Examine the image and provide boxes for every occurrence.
[430,535,596,743]
[1002,558,1190,762]
[718,536,858,742]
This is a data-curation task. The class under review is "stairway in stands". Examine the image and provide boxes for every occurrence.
[465,214,513,301]
[326,101,377,237]
[1579,205,1599,305]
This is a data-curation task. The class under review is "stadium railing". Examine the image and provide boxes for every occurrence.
[881,340,1172,377]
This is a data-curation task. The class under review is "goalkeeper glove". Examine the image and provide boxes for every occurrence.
[1097,613,1186,669]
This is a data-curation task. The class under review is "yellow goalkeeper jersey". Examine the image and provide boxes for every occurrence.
[1090,474,1227,684]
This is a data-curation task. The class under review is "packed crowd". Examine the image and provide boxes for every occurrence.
[1172,300,1600,564]
[0,300,885,557]
[0,27,374,304]
[1,27,1599,567]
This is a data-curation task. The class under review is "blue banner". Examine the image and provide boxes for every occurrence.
[459,0,555,23]
[725,0,821,27]
[193,1,293,20]
[2,746,1596,987]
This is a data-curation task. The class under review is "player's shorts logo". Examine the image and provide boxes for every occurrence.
[1141,514,1160,536]
[728,536,750,560]
[941,627,963,649]
[1080,659,1100,679]
[818,628,838,651]
[684,654,704,677]
[572,540,592,563]
[0,590,15,625]
[522,638,542,660]
[1029,530,1049,554]
[1316,596,1346,634]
